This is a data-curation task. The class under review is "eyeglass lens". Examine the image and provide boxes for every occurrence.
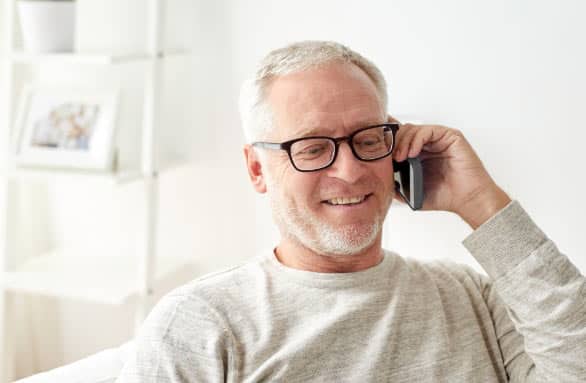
[289,126,394,171]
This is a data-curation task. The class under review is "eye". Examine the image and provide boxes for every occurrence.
[355,134,383,149]
[294,143,328,158]
[361,136,382,146]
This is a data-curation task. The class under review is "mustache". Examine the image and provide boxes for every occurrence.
[317,177,378,199]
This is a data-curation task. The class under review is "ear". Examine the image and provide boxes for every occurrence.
[243,144,267,193]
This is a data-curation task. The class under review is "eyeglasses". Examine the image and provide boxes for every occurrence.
[252,123,399,172]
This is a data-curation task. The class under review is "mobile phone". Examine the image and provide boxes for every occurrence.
[393,157,424,210]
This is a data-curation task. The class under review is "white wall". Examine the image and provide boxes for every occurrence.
[2,0,585,379]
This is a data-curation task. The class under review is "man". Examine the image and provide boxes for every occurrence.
[118,41,585,382]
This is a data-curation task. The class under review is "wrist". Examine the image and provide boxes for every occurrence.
[458,184,512,230]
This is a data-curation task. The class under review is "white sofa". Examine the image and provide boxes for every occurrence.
[15,341,133,383]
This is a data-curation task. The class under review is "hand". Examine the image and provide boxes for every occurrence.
[391,121,512,229]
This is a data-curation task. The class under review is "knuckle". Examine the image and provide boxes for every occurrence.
[451,128,463,136]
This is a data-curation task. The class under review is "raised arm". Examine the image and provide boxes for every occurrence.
[393,121,586,381]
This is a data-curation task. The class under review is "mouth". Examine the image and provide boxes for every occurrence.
[322,193,373,206]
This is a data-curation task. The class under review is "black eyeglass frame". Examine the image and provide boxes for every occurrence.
[252,123,400,172]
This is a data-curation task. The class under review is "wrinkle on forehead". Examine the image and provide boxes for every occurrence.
[266,62,385,141]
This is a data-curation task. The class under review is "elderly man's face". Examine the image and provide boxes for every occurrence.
[259,62,395,256]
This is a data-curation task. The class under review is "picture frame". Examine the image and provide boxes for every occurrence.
[12,84,119,171]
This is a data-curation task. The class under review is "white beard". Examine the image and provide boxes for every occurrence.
[266,173,383,256]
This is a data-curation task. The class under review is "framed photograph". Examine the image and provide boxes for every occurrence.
[12,84,119,171]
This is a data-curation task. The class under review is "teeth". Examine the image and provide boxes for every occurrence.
[327,195,366,205]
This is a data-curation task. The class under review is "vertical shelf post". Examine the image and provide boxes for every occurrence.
[1,0,17,379]
[135,0,165,333]
[0,0,16,382]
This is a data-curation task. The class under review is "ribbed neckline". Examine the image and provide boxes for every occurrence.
[261,248,397,289]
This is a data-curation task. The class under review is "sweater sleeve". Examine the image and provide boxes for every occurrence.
[462,200,586,382]
[115,292,233,383]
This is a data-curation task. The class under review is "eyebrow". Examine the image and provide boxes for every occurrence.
[294,120,386,138]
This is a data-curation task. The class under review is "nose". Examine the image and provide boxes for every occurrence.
[326,141,367,183]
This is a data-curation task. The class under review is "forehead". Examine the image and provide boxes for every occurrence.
[265,62,385,139]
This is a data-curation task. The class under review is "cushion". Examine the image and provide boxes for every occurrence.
[15,341,134,383]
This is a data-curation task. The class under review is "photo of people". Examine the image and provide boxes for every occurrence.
[13,85,118,170]
[30,102,100,151]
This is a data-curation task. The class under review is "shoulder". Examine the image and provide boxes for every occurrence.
[141,255,268,335]
[386,252,497,318]
[120,262,257,380]
[388,251,491,294]
[170,254,269,304]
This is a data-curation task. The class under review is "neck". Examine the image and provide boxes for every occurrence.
[274,236,384,273]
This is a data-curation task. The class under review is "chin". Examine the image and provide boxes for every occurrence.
[305,221,381,257]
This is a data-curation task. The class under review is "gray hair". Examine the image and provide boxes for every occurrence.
[239,40,388,143]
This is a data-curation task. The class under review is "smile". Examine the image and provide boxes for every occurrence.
[323,194,372,206]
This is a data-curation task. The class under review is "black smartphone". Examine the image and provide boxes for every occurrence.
[393,157,424,210]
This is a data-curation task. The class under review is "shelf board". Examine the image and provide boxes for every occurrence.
[8,50,192,65]
[1,251,195,305]
[2,165,143,185]
[0,158,190,184]
[9,52,150,64]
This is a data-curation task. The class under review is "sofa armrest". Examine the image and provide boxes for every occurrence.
[15,341,134,383]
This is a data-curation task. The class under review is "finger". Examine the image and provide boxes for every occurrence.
[387,115,401,124]
[421,128,461,153]
[394,123,419,161]
[408,125,446,158]
[417,150,444,162]
[396,123,440,161]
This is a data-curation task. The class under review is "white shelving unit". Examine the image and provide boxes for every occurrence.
[1,164,143,184]
[0,1,193,381]
[9,50,189,64]
[9,51,153,64]
[1,249,193,305]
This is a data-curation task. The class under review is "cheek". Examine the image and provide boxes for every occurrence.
[297,173,319,192]
[372,160,395,195]
[376,164,395,205]
[267,161,318,204]
[288,173,321,207]
[265,156,291,187]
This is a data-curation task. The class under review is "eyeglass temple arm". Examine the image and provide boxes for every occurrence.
[252,142,283,150]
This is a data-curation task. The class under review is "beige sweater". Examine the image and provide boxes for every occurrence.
[117,201,586,382]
